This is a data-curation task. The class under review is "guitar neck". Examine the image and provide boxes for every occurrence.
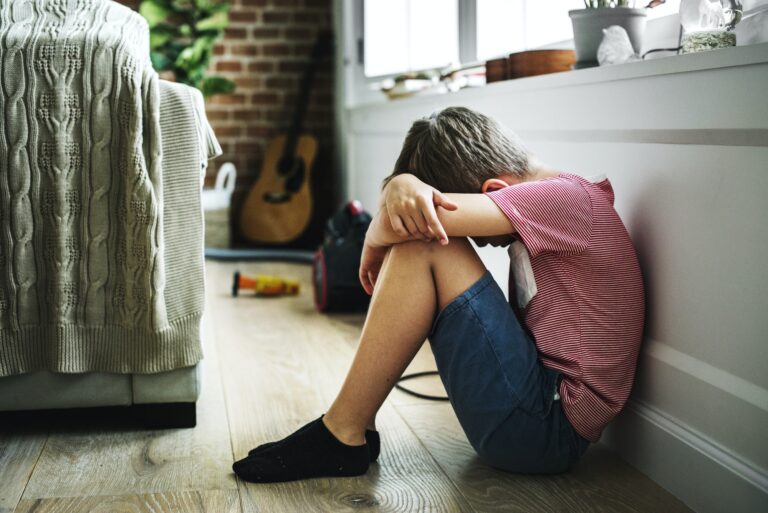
[282,32,331,158]
[283,76,313,154]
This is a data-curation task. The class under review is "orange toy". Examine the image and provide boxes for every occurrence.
[232,271,300,297]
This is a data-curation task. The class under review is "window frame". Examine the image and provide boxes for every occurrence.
[341,0,698,107]
[357,0,478,80]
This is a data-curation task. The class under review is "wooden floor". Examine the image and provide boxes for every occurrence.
[0,261,694,513]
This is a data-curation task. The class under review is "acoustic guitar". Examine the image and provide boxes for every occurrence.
[239,33,331,244]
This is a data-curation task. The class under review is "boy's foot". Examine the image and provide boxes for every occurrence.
[232,417,370,483]
[248,427,381,462]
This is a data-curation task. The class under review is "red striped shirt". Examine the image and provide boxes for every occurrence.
[486,173,644,442]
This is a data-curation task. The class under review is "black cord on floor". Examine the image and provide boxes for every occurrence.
[395,371,449,401]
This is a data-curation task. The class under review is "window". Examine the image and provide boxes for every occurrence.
[363,0,459,77]
[363,0,585,76]
[362,0,686,76]
[477,0,584,61]
[476,0,525,61]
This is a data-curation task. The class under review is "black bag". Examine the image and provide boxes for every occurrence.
[312,201,372,312]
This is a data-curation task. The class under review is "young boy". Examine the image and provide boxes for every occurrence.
[233,106,644,482]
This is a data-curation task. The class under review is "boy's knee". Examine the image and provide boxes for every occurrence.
[390,238,473,263]
[388,239,440,259]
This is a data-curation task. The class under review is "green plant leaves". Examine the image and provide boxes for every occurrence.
[194,0,225,10]
[150,50,173,71]
[139,0,235,98]
[175,34,214,70]
[139,0,171,28]
[149,26,174,49]
[196,9,229,31]
[173,0,195,10]
[201,76,236,97]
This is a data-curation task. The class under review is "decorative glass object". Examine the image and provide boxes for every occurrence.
[679,0,743,53]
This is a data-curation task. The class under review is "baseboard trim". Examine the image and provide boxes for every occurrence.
[642,339,768,413]
[603,399,768,513]
[631,399,767,494]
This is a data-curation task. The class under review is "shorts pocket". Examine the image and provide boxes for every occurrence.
[523,367,560,420]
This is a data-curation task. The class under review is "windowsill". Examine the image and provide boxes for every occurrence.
[348,42,768,114]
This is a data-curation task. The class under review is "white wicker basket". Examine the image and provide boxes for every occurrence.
[202,162,236,249]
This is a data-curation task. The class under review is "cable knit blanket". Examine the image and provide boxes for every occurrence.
[0,0,206,376]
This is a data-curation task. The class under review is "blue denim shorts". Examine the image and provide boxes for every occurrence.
[429,272,590,474]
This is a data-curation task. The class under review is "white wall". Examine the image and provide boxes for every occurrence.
[342,44,768,513]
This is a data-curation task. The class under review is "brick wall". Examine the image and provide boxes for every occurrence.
[119,0,336,247]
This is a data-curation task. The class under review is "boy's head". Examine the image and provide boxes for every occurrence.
[385,106,531,193]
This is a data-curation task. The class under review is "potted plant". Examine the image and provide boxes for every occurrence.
[569,1,648,68]
[139,0,235,98]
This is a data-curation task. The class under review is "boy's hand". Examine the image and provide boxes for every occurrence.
[383,174,458,245]
[359,207,410,294]
[359,242,388,295]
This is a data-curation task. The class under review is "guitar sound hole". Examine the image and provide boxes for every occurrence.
[263,192,291,203]
[276,156,306,194]
[285,166,305,193]
[264,158,305,204]
[277,156,300,176]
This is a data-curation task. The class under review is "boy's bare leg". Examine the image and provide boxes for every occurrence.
[323,238,487,445]
[232,238,487,482]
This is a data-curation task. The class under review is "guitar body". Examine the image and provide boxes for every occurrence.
[240,134,318,244]
[238,32,331,246]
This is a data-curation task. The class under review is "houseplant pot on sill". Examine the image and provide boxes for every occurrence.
[570,1,648,68]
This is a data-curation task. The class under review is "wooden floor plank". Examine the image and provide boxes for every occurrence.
[20,307,237,499]
[398,402,694,513]
[207,261,474,513]
[0,432,47,513]
[1,260,696,512]
[14,489,240,513]
[388,344,447,407]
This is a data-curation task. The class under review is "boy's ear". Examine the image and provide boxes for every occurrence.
[481,178,510,193]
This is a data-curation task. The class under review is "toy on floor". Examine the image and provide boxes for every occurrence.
[232,271,300,297]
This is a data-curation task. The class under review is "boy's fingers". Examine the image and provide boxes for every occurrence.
[368,271,376,292]
[390,215,409,237]
[414,213,431,239]
[414,197,435,239]
[360,270,372,295]
[403,217,423,239]
[425,205,449,244]
[434,190,459,211]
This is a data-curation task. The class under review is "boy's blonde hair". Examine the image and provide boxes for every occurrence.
[384,106,531,193]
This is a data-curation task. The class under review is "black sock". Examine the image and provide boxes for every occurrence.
[233,417,370,483]
[249,427,381,462]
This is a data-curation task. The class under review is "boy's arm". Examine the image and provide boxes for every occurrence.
[381,174,458,244]
[360,198,515,294]
[359,207,413,295]
[367,195,516,247]
[437,194,517,237]
[370,195,516,246]
[382,174,516,243]
[365,207,414,247]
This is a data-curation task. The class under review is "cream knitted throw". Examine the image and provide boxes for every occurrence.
[0,0,204,376]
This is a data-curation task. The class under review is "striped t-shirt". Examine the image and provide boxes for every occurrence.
[486,173,644,442]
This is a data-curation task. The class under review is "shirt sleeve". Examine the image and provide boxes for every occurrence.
[485,177,593,258]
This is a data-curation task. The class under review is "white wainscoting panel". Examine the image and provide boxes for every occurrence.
[344,44,768,513]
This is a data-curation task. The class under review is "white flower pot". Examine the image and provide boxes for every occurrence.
[569,7,649,67]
